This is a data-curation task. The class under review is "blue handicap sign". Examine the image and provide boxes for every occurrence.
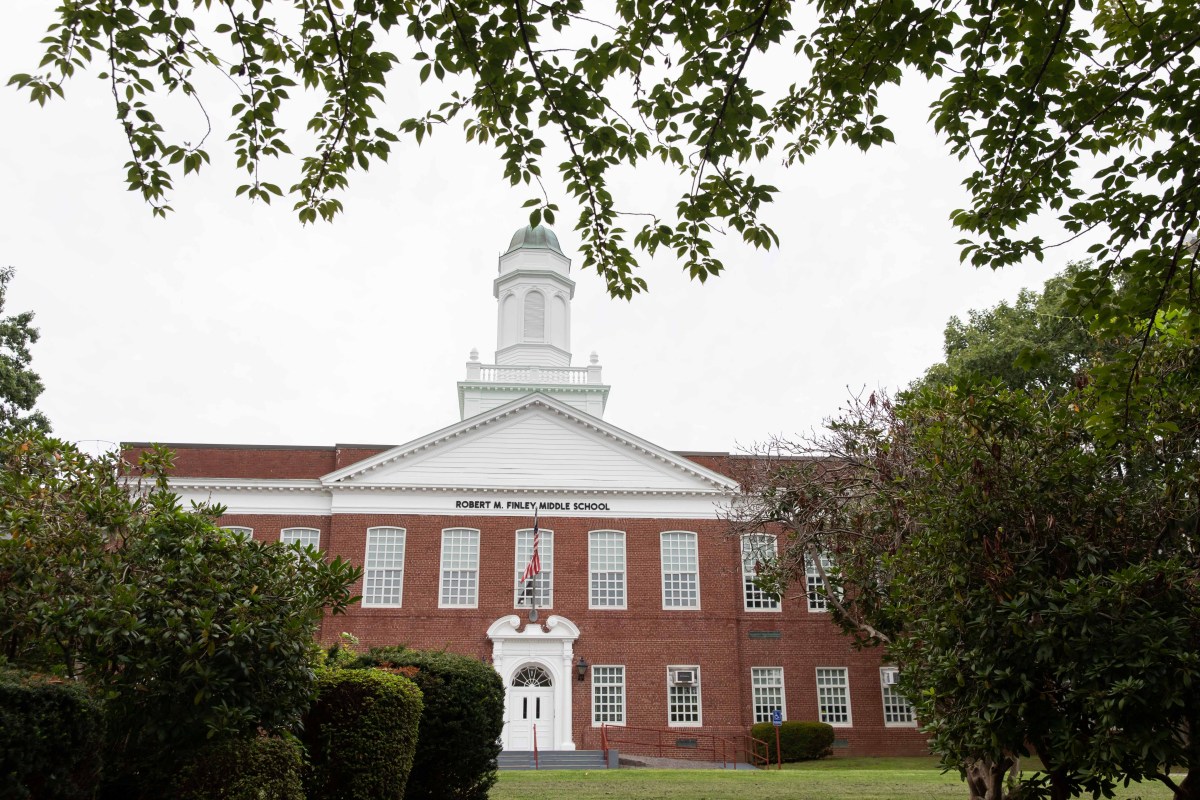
[771,709,783,726]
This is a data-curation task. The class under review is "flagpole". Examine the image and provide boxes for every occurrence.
[528,508,540,623]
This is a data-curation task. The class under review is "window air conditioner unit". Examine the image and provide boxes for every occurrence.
[883,669,900,686]
[672,669,696,686]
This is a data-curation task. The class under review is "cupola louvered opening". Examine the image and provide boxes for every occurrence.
[524,290,546,342]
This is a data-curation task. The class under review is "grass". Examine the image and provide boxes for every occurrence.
[490,758,1178,800]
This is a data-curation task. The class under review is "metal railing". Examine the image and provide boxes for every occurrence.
[533,724,539,770]
[600,724,772,769]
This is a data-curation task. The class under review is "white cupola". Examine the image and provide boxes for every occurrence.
[494,225,573,366]
[457,225,610,420]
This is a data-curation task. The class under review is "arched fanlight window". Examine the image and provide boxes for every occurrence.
[511,665,553,687]
[523,291,545,342]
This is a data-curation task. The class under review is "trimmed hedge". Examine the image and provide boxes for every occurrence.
[174,736,305,800]
[750,720,835,763]
[354,648,504,800]
[301,668,423,800]
[0,668,105,800]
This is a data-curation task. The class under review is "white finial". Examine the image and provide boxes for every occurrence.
[469,348,479,362]
[589,351,599,365]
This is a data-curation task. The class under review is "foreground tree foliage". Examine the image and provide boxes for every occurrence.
[0,268,49,435]
[10,1,1198,308]
[0,433,362,798]
[731,269,1200,800]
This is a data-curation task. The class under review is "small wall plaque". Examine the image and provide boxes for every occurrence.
[748,631,782,639]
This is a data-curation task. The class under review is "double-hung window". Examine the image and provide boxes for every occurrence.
[592,666,626,725]
[806,553,835,611]
[667,666,702,726]
[363,527,406,607]
[221,526,254,539]
[589,530,626,608]
[280,527,320,551]
[513,528,554,608]
[751,667,786,723]
[816,667,852,725]
[660,531,699,609]
[741,533,780,611]
[440,528,480,607]
[881,668,916,726]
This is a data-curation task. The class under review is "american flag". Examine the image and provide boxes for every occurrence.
[521,509,542,583]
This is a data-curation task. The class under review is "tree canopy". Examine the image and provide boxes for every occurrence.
[730,266,1200,800]
[0,267,49,434]
[10,0,1199,310]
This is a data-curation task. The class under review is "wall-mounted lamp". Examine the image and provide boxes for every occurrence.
[576,656,589,682]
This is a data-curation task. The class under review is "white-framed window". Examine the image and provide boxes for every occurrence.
[362,527,406,608]
[513,528,554,608]
[221,525,254,538]
[751,667,786,723]
[660,531,700,609]
[806,553,835,612]
[741,533,780,611]
[881,668,916,726]
[440,528,480,608]
[816,667,852,726]
[667,666,702,726]
[280,527,320,551]
[589,530,627,609]
[592,665,626,726]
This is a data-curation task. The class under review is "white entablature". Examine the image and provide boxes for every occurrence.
[458,225,610,419]
[165,394,739,518]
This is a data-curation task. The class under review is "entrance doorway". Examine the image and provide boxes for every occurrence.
[506,665,554,750]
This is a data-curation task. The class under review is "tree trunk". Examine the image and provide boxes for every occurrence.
[964,757,1014,800]
[1176,769,1200,800]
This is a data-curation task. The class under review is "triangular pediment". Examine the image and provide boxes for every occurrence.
[322,394,736,494]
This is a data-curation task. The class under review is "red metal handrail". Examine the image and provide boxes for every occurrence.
[599,724,772,769]
[532,724,539,770]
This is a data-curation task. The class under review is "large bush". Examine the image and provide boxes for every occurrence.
[750,721,834,763]
[174,736,305,800]
[301,669,423,800]
[354,648,504,800]
[0,435,363,799]
[0,668,105,800]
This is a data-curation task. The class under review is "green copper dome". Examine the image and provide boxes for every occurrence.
[505,224,563,256]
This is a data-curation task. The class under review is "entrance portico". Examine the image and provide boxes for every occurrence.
[487,614,580,751]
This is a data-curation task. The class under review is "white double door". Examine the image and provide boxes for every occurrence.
[506,686,554,750]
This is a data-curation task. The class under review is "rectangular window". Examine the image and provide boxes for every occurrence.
[221,526,254,538]
[667,666,702,726]
[660,531,699,609]
[881,668,916,726]
[589,530,627,608]
[751,667,786,723]
[816,667,852,726]
[281,527,320,551]
[592,665,626,725]
[742,534,780,611]
[806,553,834,612]
[363,527,406,608]
[513,528,554,608]
[440,528,480,608]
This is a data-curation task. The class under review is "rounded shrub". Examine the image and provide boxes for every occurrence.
[750,720,835,763]
[174,736,304,800]
[354,647,504,800]
[301,668,423,800]
[0,668,105,800]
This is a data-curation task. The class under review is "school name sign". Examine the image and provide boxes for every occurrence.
[454,498,612,512]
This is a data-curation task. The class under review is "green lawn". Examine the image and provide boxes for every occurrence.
[491,759,1177,800]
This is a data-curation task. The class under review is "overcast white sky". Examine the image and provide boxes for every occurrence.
[1,3,1093,455]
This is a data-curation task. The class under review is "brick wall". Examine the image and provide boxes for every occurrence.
[226,510,928,758]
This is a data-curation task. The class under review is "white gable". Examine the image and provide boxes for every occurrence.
[324,394,735,494]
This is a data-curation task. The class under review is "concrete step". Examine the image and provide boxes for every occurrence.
[499,750,611,770]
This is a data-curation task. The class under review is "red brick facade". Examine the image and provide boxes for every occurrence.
[136,442,929,758]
